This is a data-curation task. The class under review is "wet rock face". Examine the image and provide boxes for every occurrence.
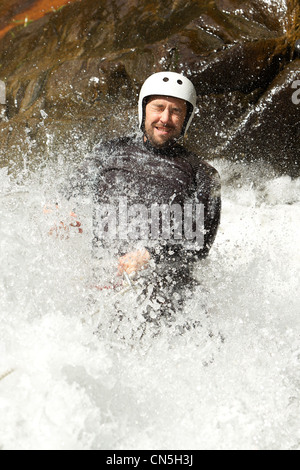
[295,39,300,57]
[0,0,299,175]
[216,60,300,176]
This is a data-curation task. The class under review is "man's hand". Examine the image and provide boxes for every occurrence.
[43,205,82,239]
[118,248,150,275]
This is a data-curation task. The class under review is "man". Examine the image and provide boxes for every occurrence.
[67,72,221,320]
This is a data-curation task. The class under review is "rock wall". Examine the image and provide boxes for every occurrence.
[0,0,299,175]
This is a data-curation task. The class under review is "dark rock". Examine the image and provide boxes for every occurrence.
[214,60,300,177]
[0,0,298,175]
[295,39,300,57]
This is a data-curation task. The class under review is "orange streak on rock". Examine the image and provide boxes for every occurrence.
[0,0,79,39]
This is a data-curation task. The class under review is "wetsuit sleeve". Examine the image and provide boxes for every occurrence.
[60,144,108,200]
[65,157,99,199]
[146,169,221,265]
[194,167,221,260]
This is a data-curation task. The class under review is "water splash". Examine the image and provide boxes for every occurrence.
[0,154,300,450]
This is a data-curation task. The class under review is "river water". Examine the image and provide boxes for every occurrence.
[0,153,300,450]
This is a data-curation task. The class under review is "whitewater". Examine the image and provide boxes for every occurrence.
[0,152,300,450]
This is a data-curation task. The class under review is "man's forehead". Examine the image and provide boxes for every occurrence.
[147,95,187,107]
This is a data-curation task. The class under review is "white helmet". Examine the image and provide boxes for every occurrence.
[138,72,197,137]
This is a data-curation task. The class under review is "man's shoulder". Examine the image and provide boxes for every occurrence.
[179,145,220,181]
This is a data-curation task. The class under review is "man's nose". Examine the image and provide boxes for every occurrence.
[159,108,171,124]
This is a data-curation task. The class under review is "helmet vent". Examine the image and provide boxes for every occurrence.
[163,77,169,82]
[177,79,183,85]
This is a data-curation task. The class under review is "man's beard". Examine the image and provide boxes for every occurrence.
[144,126,181,149]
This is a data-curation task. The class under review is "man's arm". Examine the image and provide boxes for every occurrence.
[194,165,221,260]
[44,154,100,238]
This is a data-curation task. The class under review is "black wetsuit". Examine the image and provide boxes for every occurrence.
[71,135,221,318]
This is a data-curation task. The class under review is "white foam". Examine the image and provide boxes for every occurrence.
[0,158,300,450]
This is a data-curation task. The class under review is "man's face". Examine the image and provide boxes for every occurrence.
[144,96,187,148]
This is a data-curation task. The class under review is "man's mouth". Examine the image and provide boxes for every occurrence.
[154,126,172,134]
